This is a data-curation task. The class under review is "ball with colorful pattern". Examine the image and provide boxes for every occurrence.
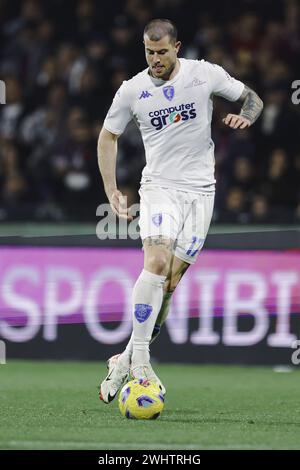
[118,379,165,419]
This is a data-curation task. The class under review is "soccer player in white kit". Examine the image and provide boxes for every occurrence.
[98,19,263,403]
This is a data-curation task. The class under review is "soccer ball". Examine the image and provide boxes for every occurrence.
[118,379,165,419]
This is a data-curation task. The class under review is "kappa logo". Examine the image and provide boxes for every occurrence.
[139,90,153,99]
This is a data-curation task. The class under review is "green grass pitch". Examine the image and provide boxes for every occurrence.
[0,361,299,450]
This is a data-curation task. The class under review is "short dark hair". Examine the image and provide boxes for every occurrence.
[143,19,177,44]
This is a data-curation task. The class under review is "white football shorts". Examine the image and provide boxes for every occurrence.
[138,185,215,264]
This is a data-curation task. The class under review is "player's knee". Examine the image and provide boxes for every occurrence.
[145,253,170,276]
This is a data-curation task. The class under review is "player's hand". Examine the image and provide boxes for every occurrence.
[109,189,133,221]
[222,114,251,129]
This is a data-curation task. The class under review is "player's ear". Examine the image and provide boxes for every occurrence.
[175,41,181,54]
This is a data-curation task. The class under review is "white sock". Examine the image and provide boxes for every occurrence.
[119,332,134,365]
[121,289,173,363]
[131,269,166,367]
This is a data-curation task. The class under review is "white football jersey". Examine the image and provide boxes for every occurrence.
[104,58,244,193]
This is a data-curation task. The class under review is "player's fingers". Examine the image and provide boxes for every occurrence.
[127,204,136,220]
[240,120,250,129]
[111,203,133,220]
[110,193,123,213]
[111,192,125,211]
[228,115,239,128]
[111,191,122,204]
[119,212,133,220]
[110,202,120,217]
[117,197,131,217]
[118,192,127,207]
[110,196,122,213]
[114,192,129,212]
[115,204,131,218]
[223,114,234,125]
[233,117,244,129]
[111,196,133,220]
[119,201,134,220]
[222,114,229,125]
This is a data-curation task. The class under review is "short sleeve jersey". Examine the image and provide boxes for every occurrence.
[104,58,244,192]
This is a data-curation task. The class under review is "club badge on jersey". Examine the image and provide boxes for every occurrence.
[152,213,163,226]
[163,86,175,101]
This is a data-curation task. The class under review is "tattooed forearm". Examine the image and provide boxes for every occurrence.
[239,85,264,125]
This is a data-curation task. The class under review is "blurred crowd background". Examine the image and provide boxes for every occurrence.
[0,0,300,223]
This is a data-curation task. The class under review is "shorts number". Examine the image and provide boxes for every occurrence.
[186,236,204,257]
